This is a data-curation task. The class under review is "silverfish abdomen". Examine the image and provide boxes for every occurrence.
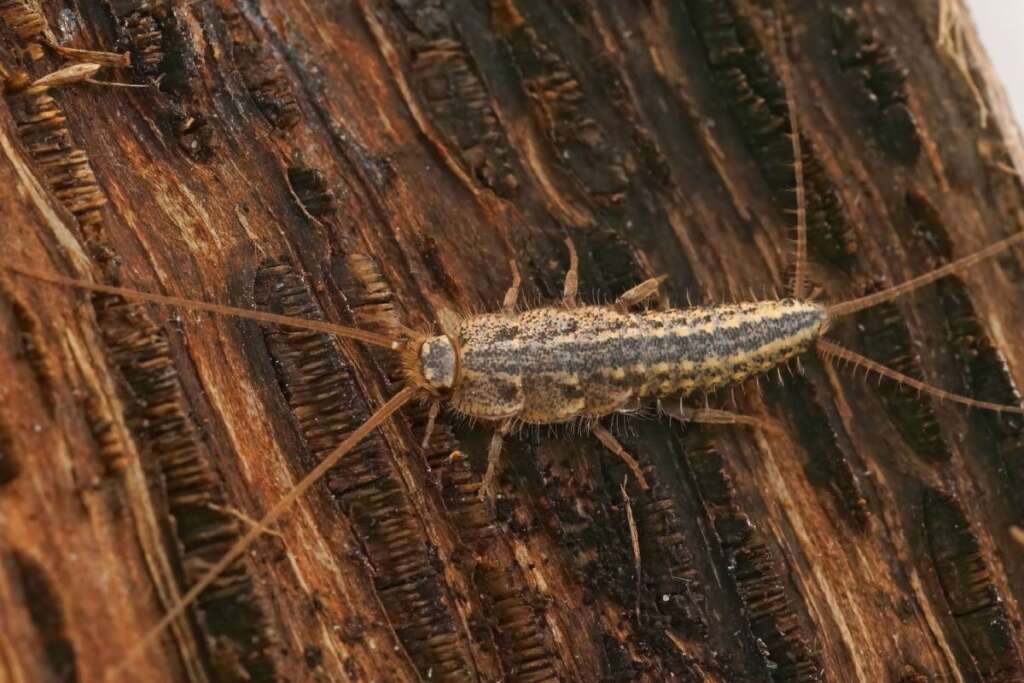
[451,299,829,423]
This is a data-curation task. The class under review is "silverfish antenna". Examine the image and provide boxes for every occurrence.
[0,259,401,348]
[107,385,418,680]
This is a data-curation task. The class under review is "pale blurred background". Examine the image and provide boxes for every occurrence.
[966,0,1024,122]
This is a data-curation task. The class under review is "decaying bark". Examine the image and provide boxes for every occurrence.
[2,0,1024,681]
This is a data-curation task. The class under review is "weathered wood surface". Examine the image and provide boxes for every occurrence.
[2,0,1024,681]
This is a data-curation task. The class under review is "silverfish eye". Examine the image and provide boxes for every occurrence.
[419,335,457,390]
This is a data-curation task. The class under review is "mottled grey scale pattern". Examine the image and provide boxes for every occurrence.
[449,300,830,424]
[579,369,635,417]
[521,372,586,422]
